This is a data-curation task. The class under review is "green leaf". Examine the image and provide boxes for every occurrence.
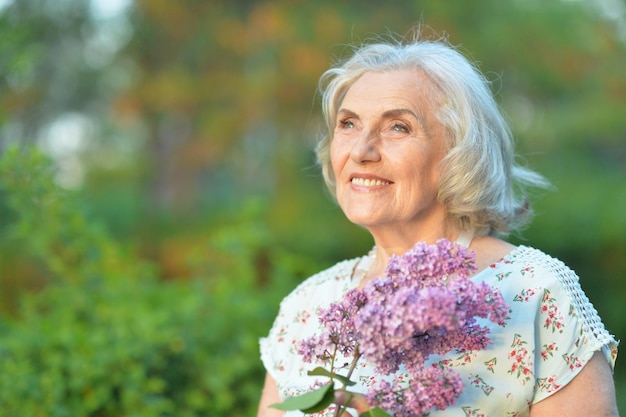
[308,366,356,386]
[301,383,337,414]
[270,383,334,412]
[360,407,393,417]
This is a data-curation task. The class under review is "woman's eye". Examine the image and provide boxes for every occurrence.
[392,123,409,132]
[339,119,355,129]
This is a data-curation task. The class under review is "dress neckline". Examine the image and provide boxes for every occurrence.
[350,243,525,286]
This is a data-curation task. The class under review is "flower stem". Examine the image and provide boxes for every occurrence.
[345,346,361,380]
[333,346,362,417]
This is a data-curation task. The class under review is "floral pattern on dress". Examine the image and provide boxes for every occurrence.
[276,326,287,343]
[434,350,478,371]
[519,264,535,277]
[507,333,534,384]
[484,357,497,374]
[461,406,486,417]
[562,352,584,371]
[540,342,558,361]
[496,271,512,281]
[513,288,537,303]
[540,289,565,334]
[468,374,494,396]
[294,309,311,324]
[536,375,562,394]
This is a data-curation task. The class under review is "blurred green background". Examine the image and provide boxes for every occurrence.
[0,0,625,415]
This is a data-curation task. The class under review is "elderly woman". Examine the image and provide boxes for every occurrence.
[257,34,618,417]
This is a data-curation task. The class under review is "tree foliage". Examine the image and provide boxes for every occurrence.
[0,146,309,416]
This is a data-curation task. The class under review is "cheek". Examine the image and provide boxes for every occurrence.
[398,155,439,195]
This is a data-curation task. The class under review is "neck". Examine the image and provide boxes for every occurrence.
[368,221,460,253]
[361,226,471,285]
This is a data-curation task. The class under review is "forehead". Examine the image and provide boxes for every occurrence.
[340,69,437,112]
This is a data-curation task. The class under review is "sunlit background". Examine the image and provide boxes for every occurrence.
[1,0,625,415]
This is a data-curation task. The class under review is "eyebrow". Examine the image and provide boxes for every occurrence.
[336,108,358,119]
[337,108,424,124]
[382,108,424,124]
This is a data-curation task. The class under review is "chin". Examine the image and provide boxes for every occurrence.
[344,214,382,229]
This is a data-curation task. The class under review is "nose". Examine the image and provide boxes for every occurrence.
[350,129,381,164]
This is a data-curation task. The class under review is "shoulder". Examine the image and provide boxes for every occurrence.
[503,245,586,294]
[508,245,571,272]
[489,245,586,302]
[487,245,576,281]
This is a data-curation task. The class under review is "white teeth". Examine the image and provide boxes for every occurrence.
[351,177,391,186]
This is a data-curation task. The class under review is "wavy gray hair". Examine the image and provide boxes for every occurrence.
[315,34,550,237]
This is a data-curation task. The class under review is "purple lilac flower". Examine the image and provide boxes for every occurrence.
[297,333,332,364]
[366,367,464,417]
[356,285,461,374]
[296,239,510,416]
[297,289,368,362]
[386,239,476,283]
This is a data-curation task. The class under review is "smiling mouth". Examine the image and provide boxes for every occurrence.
[351,177,392,186]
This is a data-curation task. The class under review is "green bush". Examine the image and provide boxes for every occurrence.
[0,147,305,416]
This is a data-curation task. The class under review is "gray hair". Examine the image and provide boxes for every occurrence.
[315,34,550,237]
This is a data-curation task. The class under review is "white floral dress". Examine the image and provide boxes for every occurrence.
[260,246,618,416]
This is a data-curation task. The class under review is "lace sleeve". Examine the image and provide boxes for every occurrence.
[525,247,619,404]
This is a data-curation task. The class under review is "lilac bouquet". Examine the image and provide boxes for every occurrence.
[272,239,510,417]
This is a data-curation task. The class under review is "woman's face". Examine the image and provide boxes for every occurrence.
[330,69,449,237]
